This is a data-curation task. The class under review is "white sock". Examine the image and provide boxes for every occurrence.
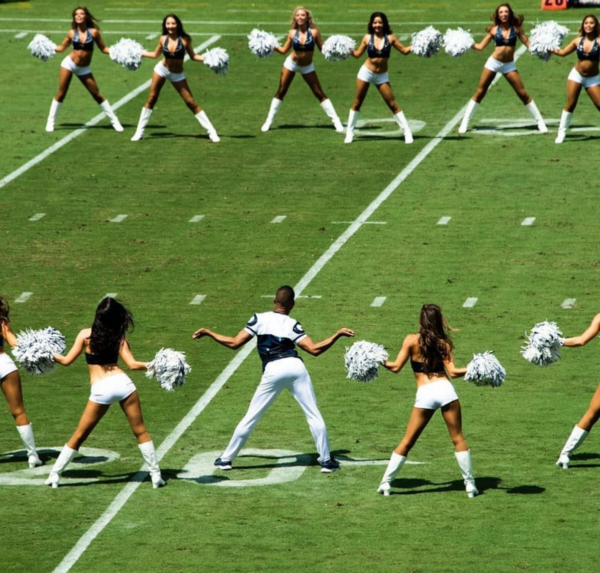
[195,110,220,142]
[261,98,283,132]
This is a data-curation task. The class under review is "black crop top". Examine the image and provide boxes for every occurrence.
[367,34,391,58]
[163,36,185,59]
[577,37,600,62]
[72,28,94,51]
[85,351,119,365]
[411,359,445,374]
[292,27,314,52]
[494,25,517,47]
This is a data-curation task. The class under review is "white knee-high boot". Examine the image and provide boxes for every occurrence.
[99,100,124,132]
[195,110,220,142]
[138,440,165,489]
[393,111,414,144]
[320,99,344,133]
[131,107,152,141]
[377,452,406,496]
[261,98,283,132]
[455,450,478,498]
[16,423,42,468]
[525,100,548,133]
[557,425,589,469]
[344,110,359,144]
[458,99,479,134]
[555,110,573,144]
[45,445,78,488]
[46,99,62,132]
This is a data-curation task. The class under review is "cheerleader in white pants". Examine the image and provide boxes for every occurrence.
[193,285,354,472]
[459,3,547,135]
[0,296,42,469]
[131,13,219,142]
[46,7,123,133]
[378,304,478,498]
[45,297,164,489]
[261,6,344,133]
[345,12,413,145]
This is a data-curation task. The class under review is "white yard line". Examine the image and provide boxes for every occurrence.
[463,297,479,308]
[437,216,452,225]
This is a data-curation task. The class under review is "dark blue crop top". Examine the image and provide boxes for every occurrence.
[494,25,517,47]
[577,37,600,62]
[163,36,185,59]
[85,351,119,365]
[292,27,314,52]
[72,28,94,51]
[367,34,391,58]
[411,359,445,374]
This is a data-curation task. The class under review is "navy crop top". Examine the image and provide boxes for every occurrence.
[163,36,185,59]
[72,28,94,51]
[85,351,119,365]
[292,27,314,52]
[494,25,517,47]
[410,359,445,374]
[367,34,391,58]
[577,37,600,61]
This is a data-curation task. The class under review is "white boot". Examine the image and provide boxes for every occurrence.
[195,110,220,142]
[46,99,62,132]
[16,423,42,468]
[344,109,359,144]
[455,450,478,498]
[131,107,152,141]
[555,110,573,144]
[556,425,589,469]
[261,98,283,132]
[138,440,165,489]
[525,100,548,134]
[458,99,479,134]
[393,111,414,144]
[320,99,344,133]
[45,445,78,488]
[377,452,406,496]
[99,100,124,132]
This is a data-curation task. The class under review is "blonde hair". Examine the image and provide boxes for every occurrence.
[291,6,315,29]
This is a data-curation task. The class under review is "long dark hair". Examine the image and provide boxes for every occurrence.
[89,297,134,356]
[71,6,100,29]
[491,4,523,28]
[162,13,191,39]
[579,14,600,38]
[0,295,9,325]
[418,304,454,374]
[368,12,392,35]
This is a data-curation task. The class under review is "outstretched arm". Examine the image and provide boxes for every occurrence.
[297,328,355,356]
[391,34,412,55]
[186,38,204,62]
[563,314,600,347]
[142,38,165,59]
[93,29,110,55]
[552,38,578,57]
[517,27,530,49]
[119,338,148,371]
[382,335,411,374]
[351,35,369,58]
[192,327,253,349]
[55,32,72,54]
[274,31,293,55]
[472,31,493,51]
[1,321,18,348]
[53,329,87,366]
[443,355,467,379]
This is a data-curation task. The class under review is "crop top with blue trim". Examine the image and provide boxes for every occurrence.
[292,27,314,52]
[163,36,185,60]
[577,37,600,61]
[410,359,445,374]
[494,25,517,47]
[85,350,119,365]
[367,34,391,58]
[72,28,94,51]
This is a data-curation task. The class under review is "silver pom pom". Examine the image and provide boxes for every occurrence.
[344,341,388,383]
[13,327,66,375]
[247,28,280,58]
[203,47,229,76]
[146,348,191,392]
[465,351,505,387]
[322,35,356,61]
[412,26,442,58]
[521,321,564,367]
[529,21,569,61]
[27,34,57,62]
[109,38,145,70]
[443,28,474,57]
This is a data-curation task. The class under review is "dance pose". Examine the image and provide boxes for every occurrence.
[0,296,42,468]
[459,3,547,134]
[261,6,344,133]
[45,298,164,489]
[378,304,478,498]
[193,285,354,472]
[131,13,219,142]
[345,12,413,144]
[46,6,123,133]
[552,14,600,144]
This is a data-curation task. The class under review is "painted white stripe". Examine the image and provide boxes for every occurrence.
[145,33,159,40]
[331,221,386,225]
[103,293,118,301]
[521,217,536,226]
[271,216,286,223]
[189,215,205,223]
[0,36,221,191]
[14,32,27,39]
[562,298,576,309]
[189,295,206,306]
[28,213,45,222]
[109,214,128,223]
[371,297,386,307]
[437,216,451,225]
[463,297,478,308]
[51,48,523,573]
[15,292,33,303]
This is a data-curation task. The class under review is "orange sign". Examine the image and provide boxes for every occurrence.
[541,0,568,10]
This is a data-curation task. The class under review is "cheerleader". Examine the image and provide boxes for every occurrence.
[260,6,344,133]
[459,3,548,134]
[0,296,42,468]
[552,15,600,144]
[377,304,478,498]
[130,13,219,142]
[46,6,123,133]
[45,298,164,489]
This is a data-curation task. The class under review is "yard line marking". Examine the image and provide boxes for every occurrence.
[271,215,287,223]
[0,36,221,191]
[261,294,322,299]
[437,216,451,225]
[331,221,386,225]
[15,32,27,38]
[51,46,525,573]
[102,293,118,301]
[371,297,386,307]
[145,33,158,40]
[28,213,45,221]
[562,298,576,309]
[463,297,479,308]
[521,217,536,226]
[189,215,205,223]
[14,292,33,303]
[189,295,206,306]
[109,214,128,223]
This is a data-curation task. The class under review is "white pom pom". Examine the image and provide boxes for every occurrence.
[109,38,145,70]
[247,28,280,58]
[27,34,57,62]
[443,28,474,57]
[322,35,356,61]
[203,47,229,76]
[465,351,506,387]
[521,321,564,367]
[146,348,191,391]
[412,26,442,58]
[529,21,569,61]
[344,341,388,383]
[13,327,66,375]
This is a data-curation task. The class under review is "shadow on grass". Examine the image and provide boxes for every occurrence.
[562,452,600,468]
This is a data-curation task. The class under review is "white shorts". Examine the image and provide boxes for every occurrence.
[568,67,600,89]
[90,373,136,405]
[484,56,517,75]
[414,379,459,410]
[283,55,315,75]
[0,352,18,380]
[357,64,389,85]
[154,61,186,83]
[61,55,92,77]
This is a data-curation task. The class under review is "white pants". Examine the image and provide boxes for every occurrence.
[0,352,18,380]
[357,64,389,85]
[484,56,517,75]
[221,357,331,462]
[153,61,186,83]
[61,55,92,77]
[568,67,600,89]
[283,55,315,75]
[414,379,459,410]
[89,373,136,405]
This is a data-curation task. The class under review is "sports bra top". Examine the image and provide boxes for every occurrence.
[577,36,600,61]
[85,351,119,365]
[367,34,391,58]
[72,28,94,51]
[494,25,517,47]
[410,359,445,374]
[163,36,185,59]
[292,27,314,52]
